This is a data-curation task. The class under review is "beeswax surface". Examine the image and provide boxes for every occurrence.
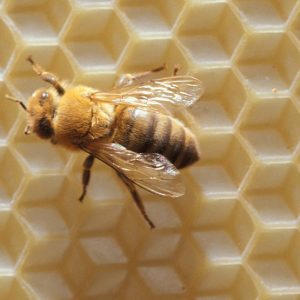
[1,0,300,299]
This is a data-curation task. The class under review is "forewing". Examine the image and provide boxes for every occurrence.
[80,142,185,197]
[126,76,204,107]
[86,76,204,110]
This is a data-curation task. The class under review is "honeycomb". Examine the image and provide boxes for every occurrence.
[1,0,300,299]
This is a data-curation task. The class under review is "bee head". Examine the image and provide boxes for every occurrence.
[26,88,56,139]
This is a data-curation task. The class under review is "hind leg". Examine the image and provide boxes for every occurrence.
[116,171,155,229]
[173,64,180,76]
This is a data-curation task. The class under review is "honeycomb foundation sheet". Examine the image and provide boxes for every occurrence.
[0,0,300,299]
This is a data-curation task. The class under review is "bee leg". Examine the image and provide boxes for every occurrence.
[79,155,95,202]
[116,171,155,229]
[27,56,65,96]
[114,64,166,88]
[173,64,180,76]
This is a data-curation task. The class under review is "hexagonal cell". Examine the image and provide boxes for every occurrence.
[232,0,297,28]
[79,202,124,233]
[190,133,252,197]
[191,67,247,129]
[73,71,116,92]
[117,197,183,259]
[192,267,258,299]
[139,265,185,295]
[15,173,86,225]
[119,0,184,35]
[63,9,129,70]
[117,205,148,253]
[194,230,241,263]
[7,45,74,99]
[22,239,80,295]
[0,210,27,272]
[20,205,69,238]
[85,268,127,298]
[23,271,73,299]
[138,233,181,261]
[0,18,15,73]
[0,276,32,299]
[232,268,259,300]
[193,199,254,254]
[244,163,300,227]
[123,276,153,300]
[176,233,257,298]
[194,200,254,263]
[80,236,127,265]
[175,237,204,289]
[0,146,24,204]
[249,229,300,293]
[22,239,70,270]
[194,261,240,293]
[17,174,67,205]
[239,98,300,159]
[236,33,300,94]
[0,82,19,142]
[63,241,94,294]
[176,1,244,64]
[192,197,236,228]
[16,174,82,237]
[4,0,71,41]
[118,38,189,74]
[11,117,70,173]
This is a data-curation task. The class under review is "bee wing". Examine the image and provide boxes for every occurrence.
[126,76,205,107]
[86,76,204,110]
[80,142,185,197]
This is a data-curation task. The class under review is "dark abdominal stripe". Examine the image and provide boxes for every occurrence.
[150,117,172,155]
[168,127,186,165]
[140,112,157,153]
[122,107,137,148]
[179,139,194,168]
[115,107,197,168]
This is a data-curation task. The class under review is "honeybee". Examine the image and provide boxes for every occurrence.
[7,57,204,229]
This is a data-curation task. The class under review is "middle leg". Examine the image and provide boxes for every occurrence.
[79,155,95,202]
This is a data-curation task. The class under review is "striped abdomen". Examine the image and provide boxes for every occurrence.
[112,106,200,169]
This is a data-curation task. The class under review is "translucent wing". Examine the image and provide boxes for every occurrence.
[85,76,204,110]
[80,142,185,197]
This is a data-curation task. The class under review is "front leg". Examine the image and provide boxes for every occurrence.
[79,155,95,202]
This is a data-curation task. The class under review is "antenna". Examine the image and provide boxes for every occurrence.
[5,95,27,112]
[27,56,65,96]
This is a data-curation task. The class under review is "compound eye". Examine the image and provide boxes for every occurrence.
[41,92,48,99]
[39,92,49,106]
